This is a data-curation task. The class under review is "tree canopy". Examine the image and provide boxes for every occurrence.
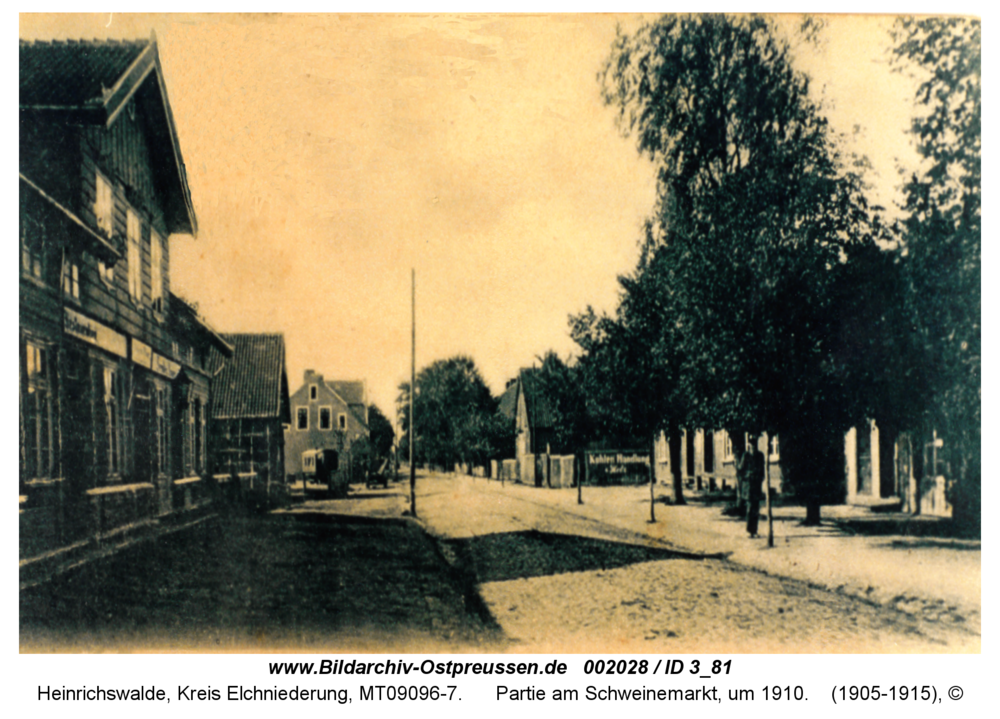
[597,14,891,521]
[397,355,498,470]
[891,16,981,529]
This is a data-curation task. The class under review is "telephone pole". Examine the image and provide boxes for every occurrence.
[409,268,417,517]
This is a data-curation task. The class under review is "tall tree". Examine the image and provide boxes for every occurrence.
[532,351,591,455]
[396,356,496,471]
[601,14,887,523]
[892,17,980,532]
[367,403,396,463]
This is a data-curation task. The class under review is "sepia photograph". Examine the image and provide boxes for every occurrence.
[18,12,980,654]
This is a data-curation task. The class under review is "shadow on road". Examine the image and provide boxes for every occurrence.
[21,512,502,652]
[443,530,698,584]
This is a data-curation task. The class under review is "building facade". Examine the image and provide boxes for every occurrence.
[284,370,369,482]
[210,334,290,506]
[19,35,232,571]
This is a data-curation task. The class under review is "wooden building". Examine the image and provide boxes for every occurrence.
[19,35,232,575]
[497,369,556,485]
[209,334,291,506]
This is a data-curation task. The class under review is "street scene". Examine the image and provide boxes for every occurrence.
[19,14,979,654]
[21,471,979,653]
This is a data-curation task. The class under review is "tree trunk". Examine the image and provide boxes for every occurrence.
[803,500,821,526]
[649,434,657,522]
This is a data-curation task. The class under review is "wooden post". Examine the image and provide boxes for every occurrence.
[409,268,416,517]
[649,436,656,523]
[765,432,774,548]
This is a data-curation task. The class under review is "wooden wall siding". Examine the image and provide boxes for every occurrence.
[81,101,161,221]
[19,116,81,210]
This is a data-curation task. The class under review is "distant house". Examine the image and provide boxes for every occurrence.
[498,369,556,484]
[284,370,369,481]
[209,334,290,504]
[653,430,782,493]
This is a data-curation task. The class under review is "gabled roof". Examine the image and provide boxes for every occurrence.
[19,33,197,235]
[169,293,233,356]
[498,380,519,420]
[498,369,556,429]
[212,334,289,421]
[327,379,366,406]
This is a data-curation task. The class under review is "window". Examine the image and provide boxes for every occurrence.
[150,229,164,310]
[296,407,308,430]
[98,260,115,284]
[721,431,736,462]
[194,398,205,474]
[94,172,114,238]
[127,208,141,302]
[22,341,54,481]
[319,407,332,430]
[62,254,80,299]
[768,435,780,461]
[103,366,122,476]
[20,214,47,283]
[309,384,318,401]
[338,413,347,431]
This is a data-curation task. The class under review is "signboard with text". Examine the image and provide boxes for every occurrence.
[63,308,127,358]
[584,450,651,486]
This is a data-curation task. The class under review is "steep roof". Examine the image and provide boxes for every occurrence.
[497,370,556,429]
[327,379,366,406]
[498,380,519,420]
[212,334,289,421]
[19,33,197,235]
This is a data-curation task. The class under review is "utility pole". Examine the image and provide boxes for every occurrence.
[410,268,417,517]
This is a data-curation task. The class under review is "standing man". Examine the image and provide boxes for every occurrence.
[746,441,766,538]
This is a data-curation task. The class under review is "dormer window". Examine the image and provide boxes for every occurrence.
[94,172,114,238]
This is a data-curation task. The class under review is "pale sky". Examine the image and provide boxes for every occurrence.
[19,13,927,424]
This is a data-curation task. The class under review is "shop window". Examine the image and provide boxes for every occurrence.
[103,366,122,477]
[22,341,54,481]
[319,407,332,430]
[296,407,308,430]
[154,386,168,478]
[194,398,205,474]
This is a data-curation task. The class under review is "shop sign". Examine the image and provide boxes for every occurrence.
[64,307,127,358]
[584,450,650,485]
[131,339,153,369]
[151,352,181,379]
